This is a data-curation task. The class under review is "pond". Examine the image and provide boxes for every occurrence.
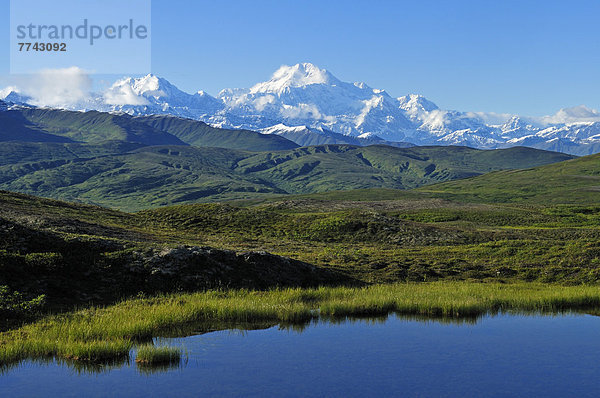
[2,313,600,397]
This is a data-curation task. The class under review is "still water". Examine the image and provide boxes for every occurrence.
[1,313,599,397]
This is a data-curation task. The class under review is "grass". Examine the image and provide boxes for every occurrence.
[135,345,181,365]
[135,200,600,284]
[1,282,600,367]
[4,187,600,319]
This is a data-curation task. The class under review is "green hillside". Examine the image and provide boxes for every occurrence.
[0,107,298,151]
[13,108,186,146]
[136,115,299,151]
[418,151,600,204]
[267,126,413,148]
[0,141,146,166]
[0,190,344,316]
[0,143,574,210]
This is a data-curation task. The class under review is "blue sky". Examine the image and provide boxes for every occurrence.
[0,0,599,115]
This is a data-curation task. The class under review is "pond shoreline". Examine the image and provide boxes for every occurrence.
[2,282,600,368]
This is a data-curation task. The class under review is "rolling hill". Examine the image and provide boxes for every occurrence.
[0,143,574,210]
[418,151,600,204]
[133,114,298,151]
[0,105,299,151]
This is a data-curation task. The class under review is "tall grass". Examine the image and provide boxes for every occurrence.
[135,345,181,364]
[1,282,600,366]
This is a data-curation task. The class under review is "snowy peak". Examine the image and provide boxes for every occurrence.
[398,94,439,121]
[223,62,416,140]
[250,63,340,94]
[0,87,33,105]
[3,62,600,155]
[131,74,172,98]
[0,86,17,100]
[103,74,223,115]
[261,123,312,135]
[357,132,379,139]
[0,88,32,106]
[398,94,439,112]
[499,116,537,139]
[106,74,185,104]
[502,115,521,129]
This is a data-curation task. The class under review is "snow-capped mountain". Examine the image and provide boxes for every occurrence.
[102,74,224,118]
[214,63,416,140]
[0,88,32,106]
[2,62,600,155]
[499,116,539,139]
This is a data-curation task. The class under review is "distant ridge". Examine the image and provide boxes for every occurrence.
[3,63,600,155]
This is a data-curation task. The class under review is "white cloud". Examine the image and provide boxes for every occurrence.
[538,105,600,125]
[466,111,514,125]
[103,78,150,106]
[15,67,92,107]
[252,95,275,111]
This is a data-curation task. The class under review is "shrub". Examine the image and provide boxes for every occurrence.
[0,286,46,319]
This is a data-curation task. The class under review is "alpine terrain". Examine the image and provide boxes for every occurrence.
[3,63,600,155]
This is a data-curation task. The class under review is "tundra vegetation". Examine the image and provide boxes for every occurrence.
[1,149,600,366]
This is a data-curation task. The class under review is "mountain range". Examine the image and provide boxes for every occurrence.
[0,100,574,210]
[2,62,600,155]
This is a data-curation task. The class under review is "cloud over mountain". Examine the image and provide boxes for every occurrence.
[2,63,600,155]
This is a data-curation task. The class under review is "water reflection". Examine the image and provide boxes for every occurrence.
[135,357,187,376]
[151,308,593,340]
[3,312,600,397]
[1,356,131,376]
[2,308,600,378]
[1,353,188,377]
[150,312,480,341]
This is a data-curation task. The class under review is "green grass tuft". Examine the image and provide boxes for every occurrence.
[2,283,600,367]
[135,345,181,365]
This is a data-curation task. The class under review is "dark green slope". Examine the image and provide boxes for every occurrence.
[0,141,146,166]
[15,108,187,146]
[0,145,284,210]
[0,111,77,143]
[269,126,413,148]
[418,151,600,204]
[136,115,299,151]
[238,145,575,193]
[0,107,299,151]
[0,142,575,210]
[271,129,353,146]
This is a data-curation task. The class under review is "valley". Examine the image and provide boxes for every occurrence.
[3,2,600,396]
[0,93,599,378]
